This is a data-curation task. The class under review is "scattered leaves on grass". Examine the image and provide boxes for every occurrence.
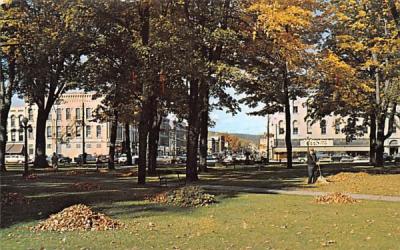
[1,191,30,206]
[315,192,358,204]
[119,171,137,177]
[148,186,216,207]
[24,174,38,180]
[32,204,123,232]
[71,182,100,191]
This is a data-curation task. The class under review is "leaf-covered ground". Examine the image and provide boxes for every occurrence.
[1,194,399,249]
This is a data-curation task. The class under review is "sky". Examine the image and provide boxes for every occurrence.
[12,95,267,135]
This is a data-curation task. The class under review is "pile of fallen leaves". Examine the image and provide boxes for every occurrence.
[149,186,216,207]
[315,192,358,204]
[32,204,123,232]
[1,191,30,206]
[328,172,369,182]
[71,182,100,191]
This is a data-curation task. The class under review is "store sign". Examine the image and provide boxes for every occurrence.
[300,139,333,147]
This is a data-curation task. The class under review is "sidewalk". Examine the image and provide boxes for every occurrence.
[200,184,400,202]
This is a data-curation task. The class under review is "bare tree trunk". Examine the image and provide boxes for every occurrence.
[375,114,385,167]
[283,64,293,169]
[34,108,50,168]
[369,113,376,166]
[108,111,118,170]
[137,1,151,185]
[125,122,132,165]
[0,107,10,172]
[186,79,200,182]
[148,114,161,176]
[199,81,209,173]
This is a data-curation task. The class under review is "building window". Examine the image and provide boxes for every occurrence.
[28,130,33,139]
[293,120,298,135]
[56,108,62,121]
[29,144,34,155]
[66,126,72,137]
[47,126,52,138]
[76,108,81,120]
[87,143,91,149]
[320,120,327,135]
[307,121,312,134]
[76,143,81,148]
[97,143,101,148]
[10,115,16,127]
[28,109,33,121]
[117,126,123,140]
[86,108,92,120]
[278,120,284,135]
[11,131,16,142]
[335,122,340,134]
[96,125,102,138]
[66,108,71,120]
[18,131,24,142]
[393,123,397,133]
[47,113,52,121]
[66,143,71,149]
[47,144,52,149]
[293,106,298,114]
[56,126,61,138]
[86,125,91,138]
[76,125,81,137]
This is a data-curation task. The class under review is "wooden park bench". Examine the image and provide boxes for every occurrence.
[157,170,186,187]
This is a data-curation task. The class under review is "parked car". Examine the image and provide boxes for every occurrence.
[383,153,393,162]
[331,154,346,162]
[156,155,172,164]
[297,156,307,163]
[353,155,370,163]
[223,155,233,163]
[5,154,25,164]
[178,155,187,163]
[340,155,354,163]
[117,154,139,164]
[317,154,332,163]
[394,154,400,164]
[206,155,218,165]
[74,154,96,164]
[58,154,72,164]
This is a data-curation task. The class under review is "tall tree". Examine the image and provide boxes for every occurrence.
[311,0,400,167]
[240,0,321,169]
[14,0,87,167]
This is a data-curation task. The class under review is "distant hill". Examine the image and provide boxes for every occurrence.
[209,131,262,146]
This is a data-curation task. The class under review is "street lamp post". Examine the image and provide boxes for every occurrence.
[19,117,32,176]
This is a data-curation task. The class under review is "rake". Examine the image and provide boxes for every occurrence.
[316,163,328,184]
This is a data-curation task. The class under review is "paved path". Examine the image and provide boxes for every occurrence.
[200,184,400,202]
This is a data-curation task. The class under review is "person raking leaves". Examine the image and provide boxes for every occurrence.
[307,149,318,184]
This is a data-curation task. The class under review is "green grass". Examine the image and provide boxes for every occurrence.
[1,194,399,250]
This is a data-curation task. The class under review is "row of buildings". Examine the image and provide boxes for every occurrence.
[6,92,229,159]
[259,97,400,160]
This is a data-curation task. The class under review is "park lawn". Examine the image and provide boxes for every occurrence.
[1,194,399,250]
[306,173,400,196]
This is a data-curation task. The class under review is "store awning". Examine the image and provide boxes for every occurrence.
[274,146,370,153]
[5,144,24,154]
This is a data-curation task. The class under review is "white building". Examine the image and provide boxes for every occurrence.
[268,97,400,160]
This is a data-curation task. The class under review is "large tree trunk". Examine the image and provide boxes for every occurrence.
[199,81,209,173]
[124,123,132,165]
[34,108,50,168]
[186,79,200,182]
[283,64,293,169]
[375,115,385,167]
[0,105,10,172]
[108,111,118,170]
[137,1,151,185]
[369,113,376,165]
[148,113,161,176]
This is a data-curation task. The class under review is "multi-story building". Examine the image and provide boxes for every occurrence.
[6,92,187,159]
[268,97,400,160]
